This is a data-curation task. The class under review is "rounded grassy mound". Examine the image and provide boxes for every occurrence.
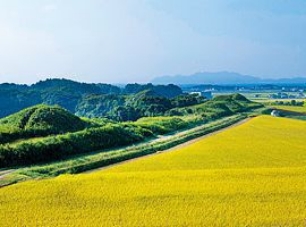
[0,104,88,135]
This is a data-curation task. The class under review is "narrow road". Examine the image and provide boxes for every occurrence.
[0,170,15,180]
[84,117,251,173]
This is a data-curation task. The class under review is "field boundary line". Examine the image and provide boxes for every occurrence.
[84,117,252,173]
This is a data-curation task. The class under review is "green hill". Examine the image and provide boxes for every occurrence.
[0,79,183,118]
[0,105,89,143]
[167,94,263,118]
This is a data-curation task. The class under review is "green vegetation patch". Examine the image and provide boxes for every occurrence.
[0,105,90,144]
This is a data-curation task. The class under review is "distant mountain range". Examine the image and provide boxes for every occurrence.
[151,72,306,85]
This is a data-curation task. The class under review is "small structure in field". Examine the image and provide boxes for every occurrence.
[189,91,213,100]
[271,110,281,117]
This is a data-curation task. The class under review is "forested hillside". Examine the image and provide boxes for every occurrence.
[0,79,184,119]
[76,90,205,121]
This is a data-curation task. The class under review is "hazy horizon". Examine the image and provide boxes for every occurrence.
[0,0,305,84]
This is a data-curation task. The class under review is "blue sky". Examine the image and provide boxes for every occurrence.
[0,0,305,84]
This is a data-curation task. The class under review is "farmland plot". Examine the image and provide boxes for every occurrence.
[1,116,306,226]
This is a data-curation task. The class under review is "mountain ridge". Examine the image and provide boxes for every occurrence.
[151,71,306,85]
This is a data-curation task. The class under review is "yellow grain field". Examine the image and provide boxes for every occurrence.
[271,105,306,113]
[1,116,306,226]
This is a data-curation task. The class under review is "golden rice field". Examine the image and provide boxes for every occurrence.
[271,105,306,113]
[1,116,306,226]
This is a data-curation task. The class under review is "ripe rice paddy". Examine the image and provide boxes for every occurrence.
[271,105,306,114]
[1,116,306,226]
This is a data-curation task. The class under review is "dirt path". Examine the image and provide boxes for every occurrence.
[0,170,15,180]
[84,117,251,173]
